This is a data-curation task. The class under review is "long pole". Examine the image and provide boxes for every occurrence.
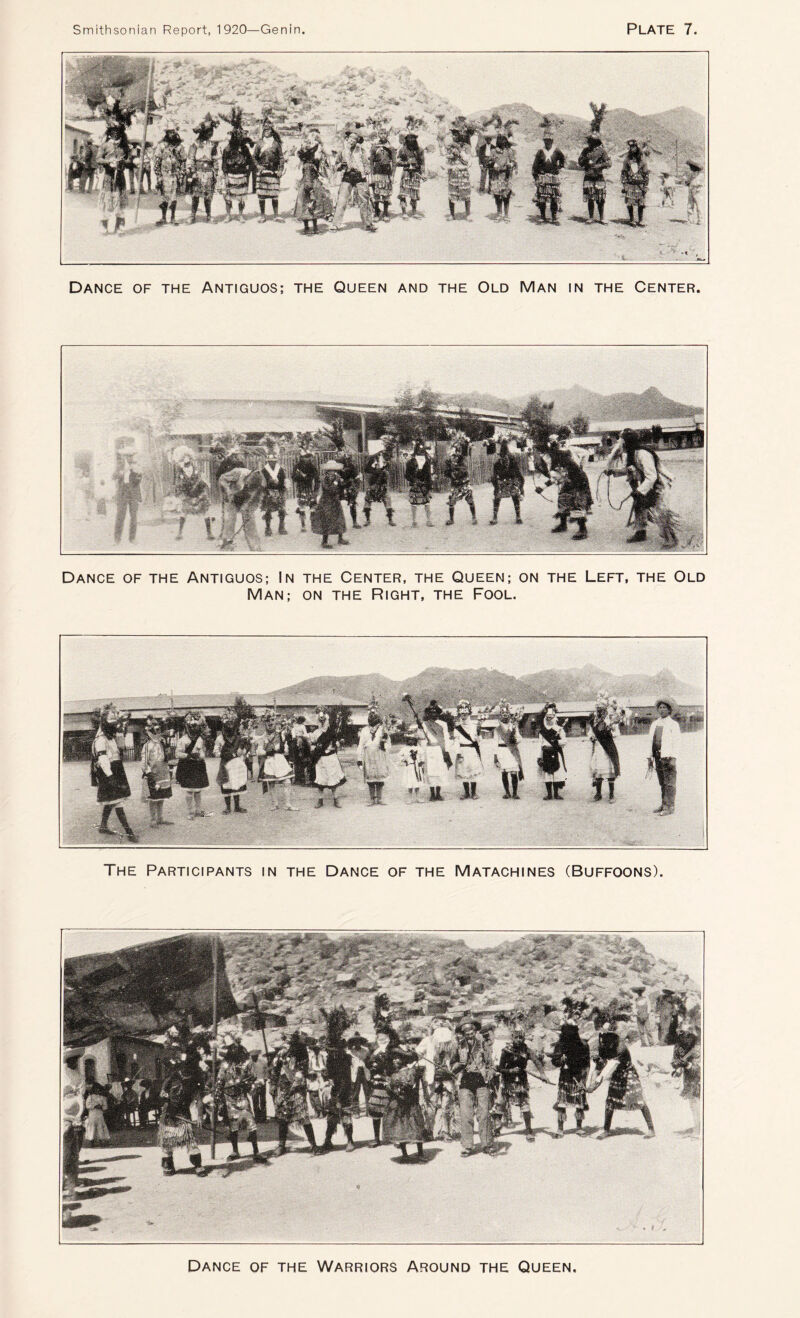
[210,933,219,1160]
[134,56,155,224]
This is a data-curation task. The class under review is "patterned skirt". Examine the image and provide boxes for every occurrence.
[554,1072,588,1111]
[495,476,523,499]
[223,1094,257,1133]
[583,179,607,201]
[159,1112,199,1152]
[224,171,250,200]
[383,1098,427,1144]
[536,176,561,203]
[681,1067,701,1100]
[448,164,471,201]
[607,1063,645,1110]
[364,475,389,504]
[295,484,318,511]
[262,489,286,513]
[256,169,281,198]
[98,176,127,214]
[449,477,474,504]
[497,1080,531,1113]
[156,172,181,204]
[490,172,514,199]
[557,476,593,516]
[294,180,334,221]
[399,169,422,199]
[274,1084,309,1124]
[622,178,648,205]
[181,488,210,515]
[371,173,393,199]
[191,165,216,199]
[368,1078,391,1117]
[408,479,431,505]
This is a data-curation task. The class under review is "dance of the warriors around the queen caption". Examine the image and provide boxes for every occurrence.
[61,992,702,1201]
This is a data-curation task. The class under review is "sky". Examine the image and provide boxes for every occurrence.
[62,636,705,702]
[64,346,706,410]
[62,929,702,984]
[161,52,708,118]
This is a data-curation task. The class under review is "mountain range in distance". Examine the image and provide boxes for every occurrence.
[266,663,703,714]
[439,384,702,423]
[470,102,705,167]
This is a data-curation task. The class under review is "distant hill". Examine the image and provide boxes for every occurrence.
[267,664,703,714]
[220,931,698,1036]
[442,384,701,424]
[471,102,705,168]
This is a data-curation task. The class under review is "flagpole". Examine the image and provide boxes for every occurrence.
[210,933,219,1160]
[134,56,155,225]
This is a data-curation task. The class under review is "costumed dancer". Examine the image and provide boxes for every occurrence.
[454,1018,496,1156]
[552,1023,590,1136]
[363,438,395,525]
[313,462,350,549]
[490,439,524,524]
[621,139,649,226]
[685,160,704,225]
[369,128,396,221]
[494,1026,535,1140]
[216,1037,267,1162]
[549,429,593,539]
[397,729,426,802]
[221,107,253,223]
[216,710,249,814]
[416,698,452,801]
[152,123,186,226]
[647,697,680,816]
[357,703,391,805]
[588,693,624,801]
[320,1007,356,1152]
[333,435,362,528]
[396,129,424,217]
[158,1033,207,1176]
[595,1044,656,1139]
[186,113,218,223]
[443,433,477,526]
[331,127,377,232]
[291,436,320,531]
[174,711,210,818]
[210,435,263,552]
[577,104,611,223]
[446,118,474,220]
[171,444,213,542]
[672,1022,702,1137]
[309,707,346,806]
[494,700,524,799]
[453,698,483,799]
[488,123,517,221]
[253,116,285,222]
[430,1023,459,1139]
[405,440,433,527]
[96,97,132,235]
[271,1034,318,1154]
[476,117,498,193]
[61,1049,85,1207]
[605,428,680,546]
[367,1026,398,1146]
[140,716,173,828]
[532,119,565,223]
[260,441,288,536]
[259,713,297,810]
[92,704,137,841]
[293,129,334,234]
[383,1049,430,1162]
[538,702,567,800]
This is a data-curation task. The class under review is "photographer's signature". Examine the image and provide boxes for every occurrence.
[617,1204,668,1234]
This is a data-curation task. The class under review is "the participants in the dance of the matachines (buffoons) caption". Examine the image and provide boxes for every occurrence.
[81,690,685,843]
[62,990,702,1212]
[111,421,684,553]
[81,96,703,238]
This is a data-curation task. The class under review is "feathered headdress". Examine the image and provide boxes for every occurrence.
[589,102,607,135]
[323,1005,351,1045]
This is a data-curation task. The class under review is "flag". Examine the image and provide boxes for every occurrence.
[63,934,239,1039]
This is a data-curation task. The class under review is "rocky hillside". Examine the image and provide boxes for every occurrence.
[221,932,698,1036]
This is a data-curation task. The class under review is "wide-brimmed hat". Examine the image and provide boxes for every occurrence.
[655,696,677,714]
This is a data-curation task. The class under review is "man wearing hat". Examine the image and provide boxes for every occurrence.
[62,1047,86,1205]
[210,435,263,552]
[577,104,611,224]
[648,698,680,815]
[186,113,219,223]
[453,1018,496,1155]
[331,128,376,232]
[112,442,142,544]
[363,438,395,526]
[215,1038,267,1163]
[291,435,320,532]
[685,160,704,226]
[532,119,565,223]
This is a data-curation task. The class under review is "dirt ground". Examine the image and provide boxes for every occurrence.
[61,730,705,850]
[63,454,704,556]
[62,149,706,264]
[61,1052,701,1244]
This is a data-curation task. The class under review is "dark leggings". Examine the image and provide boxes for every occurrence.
[604,1103,655,1134]
[100,803,134,836]
[501,771,519,797]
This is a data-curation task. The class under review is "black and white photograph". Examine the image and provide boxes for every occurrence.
[62,52,707,263]
[61,928,703,1243]
[60,635,707,849]
[61,345,706,555]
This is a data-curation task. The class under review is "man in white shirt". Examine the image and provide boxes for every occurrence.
[648,698,680,815]
[331,130,377,232]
